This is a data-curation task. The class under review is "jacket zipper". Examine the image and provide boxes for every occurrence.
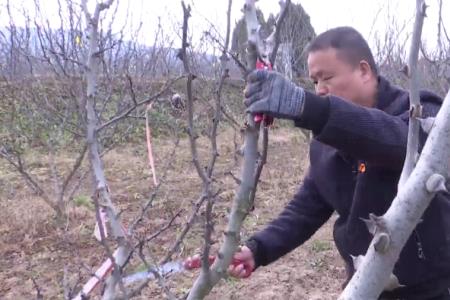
[414,229,426,260]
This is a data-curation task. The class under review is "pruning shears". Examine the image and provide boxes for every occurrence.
[254,57,274,126]
[73,255,252,299]
[123,255,253,286]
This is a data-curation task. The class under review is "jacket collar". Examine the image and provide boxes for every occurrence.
[374,76,406,112]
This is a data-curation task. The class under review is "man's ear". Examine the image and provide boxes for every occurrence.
[358,60,373,82]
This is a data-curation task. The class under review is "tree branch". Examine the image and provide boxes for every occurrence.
[339,2,450,299]
[80,1,133,298]
[398,0,427,189]
[96,75,185,132]
[340,87,450,300]
[269,0,290,66]
[187,0,288,297]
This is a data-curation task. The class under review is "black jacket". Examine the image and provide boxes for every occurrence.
[247,77,450,299]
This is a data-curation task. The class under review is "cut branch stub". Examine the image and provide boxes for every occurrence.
[409,104,423,118]
[425,173,448,193]
[360,213,391,253]
[420,1,428,16]
[419,117,436,134]
[384,274,404,291]
[360,213,387,235]
[350,254,364,270]
[374,233,390,253]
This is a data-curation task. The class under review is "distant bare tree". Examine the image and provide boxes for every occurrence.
[0,0,183,222]
[231,2,314,79]
[371,0,449,97]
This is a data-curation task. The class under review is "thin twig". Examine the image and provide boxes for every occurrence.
[180,2,209,184]
[269,0,290,66]
[162,194,208,263]
[398,0,427,189]
[96,75,185,132]
[128,139,180,234]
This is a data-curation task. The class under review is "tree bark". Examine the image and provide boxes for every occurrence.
[80,1,132,299]
[187,1,269,298]
[398,0,427,189]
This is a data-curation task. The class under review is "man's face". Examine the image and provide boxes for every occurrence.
[307,47,374,107]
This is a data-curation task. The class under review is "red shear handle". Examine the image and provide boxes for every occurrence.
[184,255,253,278]
[254,59,274,126]
[231,257,253,278]
[254,114,264,123]
[254,114,274,125]
[184,255,215,269]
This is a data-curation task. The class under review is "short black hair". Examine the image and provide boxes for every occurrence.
[307,26,378,75]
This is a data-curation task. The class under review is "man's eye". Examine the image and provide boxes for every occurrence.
[324,76,333,81]
[312,80,318,85]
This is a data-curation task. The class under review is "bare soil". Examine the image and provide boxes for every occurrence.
[0,127,345,299]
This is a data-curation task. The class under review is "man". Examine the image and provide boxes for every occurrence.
[230,27,450,299]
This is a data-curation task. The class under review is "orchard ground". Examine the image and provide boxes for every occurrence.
[0,126,345,299]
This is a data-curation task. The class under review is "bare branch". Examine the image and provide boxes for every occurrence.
[79,1,134,297]
[340,87,450,300]
[188,0,289,297]
[127,139,180,234]
[180,1,209,184]
[0,148,60,213]
[269,0,290,66]
[206,0,233,177]
[203,31,248,74]
[162,194,208,263]
[96,75,185,131]
[32,278,43,300]
[398,0,427,189]
[60,143,88,201]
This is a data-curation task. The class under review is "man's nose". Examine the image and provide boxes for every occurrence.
[315,82,328,96]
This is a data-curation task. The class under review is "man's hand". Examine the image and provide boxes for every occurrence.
[244,69,305,120]
[228,246,255,278]
[184,247,255,278]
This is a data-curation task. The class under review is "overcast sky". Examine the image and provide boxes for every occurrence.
[185,0,449,52]
[1,0,449,53]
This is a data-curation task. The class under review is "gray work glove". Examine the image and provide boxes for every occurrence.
[244,69,305,120]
